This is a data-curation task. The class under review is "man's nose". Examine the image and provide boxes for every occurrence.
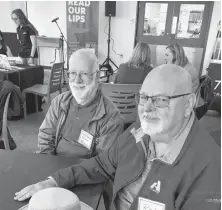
[143,98,155,112]
[74,73,83,84]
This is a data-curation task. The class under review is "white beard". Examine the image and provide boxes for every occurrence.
[70,82,98,105]
[140,116,164,136]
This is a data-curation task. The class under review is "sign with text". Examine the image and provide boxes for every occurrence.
[66,1,99,59]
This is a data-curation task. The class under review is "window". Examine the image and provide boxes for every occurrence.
[176,4,205,39]
[143,3,168,36]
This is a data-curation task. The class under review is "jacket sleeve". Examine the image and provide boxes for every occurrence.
[113,64,124,84]
[96,110,124,154]
[50,137,119,189]
[38,96,60,154]
[181,160,221,210]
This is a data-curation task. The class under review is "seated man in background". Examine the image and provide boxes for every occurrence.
[15,64,220,210]
[38,49,124,158]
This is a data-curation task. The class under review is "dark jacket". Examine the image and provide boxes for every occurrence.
[38,90,124,158]
[51,118,221,210]
[0,80,24,149]
[113,63,153,84]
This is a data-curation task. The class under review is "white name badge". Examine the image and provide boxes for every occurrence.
[78,130,94,150]
[138,197,165,210]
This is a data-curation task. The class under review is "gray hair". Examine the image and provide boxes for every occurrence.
[69,48,99,73]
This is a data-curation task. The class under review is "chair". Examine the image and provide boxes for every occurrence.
[194,74,213,120]
[0,92,11,150]
[101,83,141,124]
[22,62,64,119]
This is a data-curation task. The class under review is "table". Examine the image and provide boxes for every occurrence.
[0,150,104,210]
[0,65,44,115]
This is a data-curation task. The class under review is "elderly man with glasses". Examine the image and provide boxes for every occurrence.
[15,64,220,210]
[37,49,124,158]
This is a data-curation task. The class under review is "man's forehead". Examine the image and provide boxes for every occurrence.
[140,64,191,96]
[69,55,94,72]
[140,80,176,96]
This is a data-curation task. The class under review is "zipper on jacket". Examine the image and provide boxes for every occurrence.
[129,161,161,210]
[55,110,66,149]
[112,163,145,208]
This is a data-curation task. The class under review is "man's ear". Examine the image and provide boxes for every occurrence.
[95,71,100,81]
[185,93,196,117]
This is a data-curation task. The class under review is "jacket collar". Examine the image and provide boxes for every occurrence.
[152,112,195,165]
[132,113,197,166]
[171,115,199,166]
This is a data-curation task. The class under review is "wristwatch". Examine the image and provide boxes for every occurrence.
[29,56,34,58]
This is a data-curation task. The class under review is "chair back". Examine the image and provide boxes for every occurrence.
[194,74,214,120]
[48,62,64,94]
[101,83,141,124]
[195,74,213,109]
[1,92,11,150]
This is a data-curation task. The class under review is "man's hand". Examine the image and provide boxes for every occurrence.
[14,179,56,201]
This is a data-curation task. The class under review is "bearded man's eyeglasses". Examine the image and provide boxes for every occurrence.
[67,71,99,80]
[135,93,191,108]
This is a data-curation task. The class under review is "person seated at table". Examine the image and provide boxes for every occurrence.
[37,49,123,159]
[113,42,153,84]
[11,9,38,65]
[164,42,199,92]
[15,64,220,210]
[0,30,13,57]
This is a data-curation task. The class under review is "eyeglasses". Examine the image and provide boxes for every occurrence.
[67,71,99,80]
[135,93,191,108]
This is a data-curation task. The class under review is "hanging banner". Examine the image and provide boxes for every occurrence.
[66,1,99,59]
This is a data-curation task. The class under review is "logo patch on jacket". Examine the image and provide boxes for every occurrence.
[150,180,161,193]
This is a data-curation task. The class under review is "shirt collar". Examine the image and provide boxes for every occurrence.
[150,111,195,164]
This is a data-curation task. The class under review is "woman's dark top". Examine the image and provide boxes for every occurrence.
[113,63,153,84]
[0,46,7,56]
[17,25,38,58]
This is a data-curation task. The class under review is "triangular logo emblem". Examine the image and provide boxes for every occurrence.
[150,180,161,193]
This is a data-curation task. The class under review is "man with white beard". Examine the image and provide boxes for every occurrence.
[37,49,124,158]
[15,64,220,210]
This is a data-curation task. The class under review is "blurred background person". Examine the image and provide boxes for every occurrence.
[11,9,38,64]
[0,30,13,57]
[164,42,199,92]
[113,42,153,84]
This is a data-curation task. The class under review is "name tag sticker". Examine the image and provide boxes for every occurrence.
[138,197,165,210]
[78,130,94,150]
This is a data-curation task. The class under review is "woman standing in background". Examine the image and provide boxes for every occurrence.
[164,43,199,93]
[0,30,13,57]
[113,42,153,84]
[11,9,38,64]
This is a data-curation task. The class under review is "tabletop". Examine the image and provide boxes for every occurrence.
[0,150,104,210]
[0,65,44,114]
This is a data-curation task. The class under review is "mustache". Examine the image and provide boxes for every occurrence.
[71,83,87,88]
[142,113,159,120]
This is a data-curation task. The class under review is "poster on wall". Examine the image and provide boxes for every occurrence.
[66,1,99,59]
